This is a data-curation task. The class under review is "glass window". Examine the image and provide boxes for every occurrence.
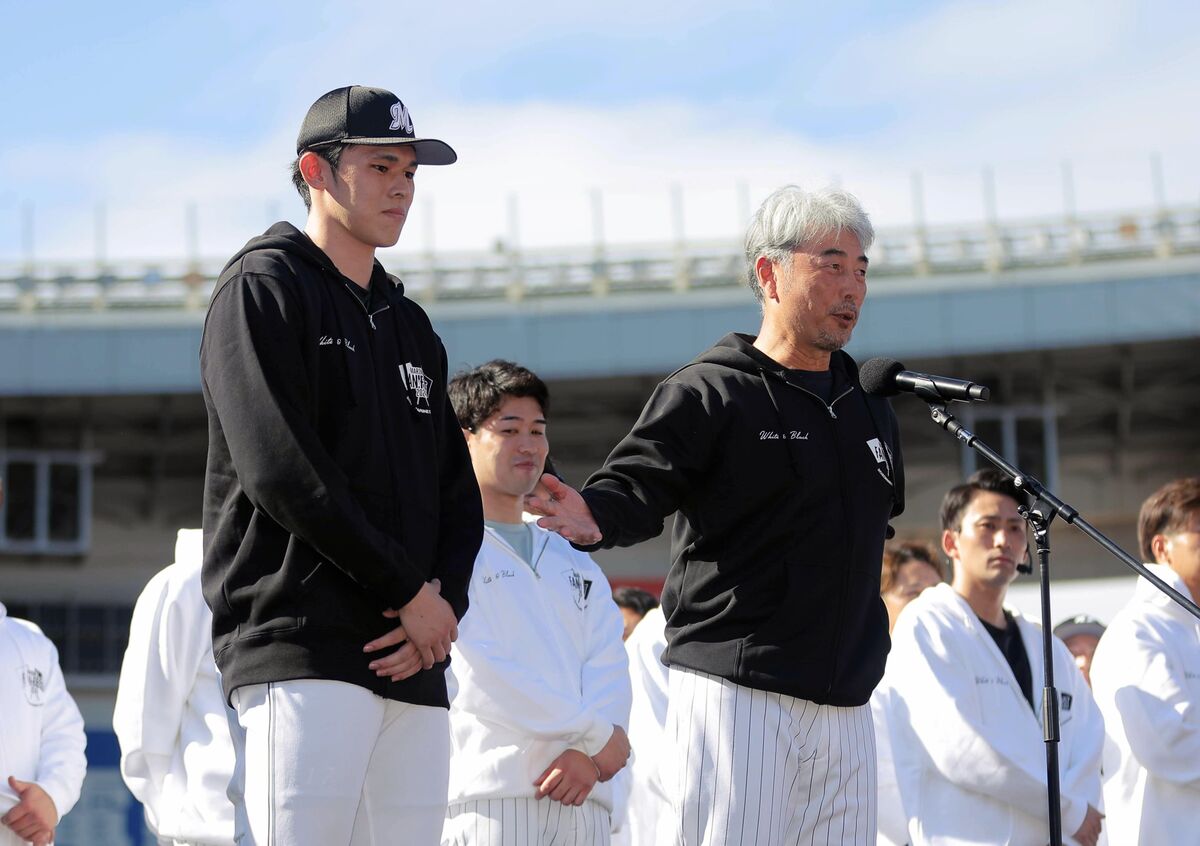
[49,464,81,541]
[1,452,93,554]
[5,461,36,541]
[1016,417,1049,484]
[0,602,133,676]
[962,405,1059,491]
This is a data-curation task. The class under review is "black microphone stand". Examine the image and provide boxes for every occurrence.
[921,397,1200,846]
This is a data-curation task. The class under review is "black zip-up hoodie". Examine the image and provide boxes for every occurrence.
[581,333,903,706]
[199,222,483,708]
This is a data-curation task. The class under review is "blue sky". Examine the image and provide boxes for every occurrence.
[3,0,1198,260]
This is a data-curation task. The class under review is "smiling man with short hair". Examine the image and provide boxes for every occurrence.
[443,360,630,846]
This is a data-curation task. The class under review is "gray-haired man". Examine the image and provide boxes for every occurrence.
[530,185,904,844]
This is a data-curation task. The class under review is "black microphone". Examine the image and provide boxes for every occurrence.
[860,357,990,403]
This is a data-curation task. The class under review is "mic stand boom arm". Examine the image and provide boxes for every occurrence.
[927,402,1200,618]
[924,401,1200,846]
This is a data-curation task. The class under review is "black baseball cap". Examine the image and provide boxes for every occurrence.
[296,85,457,165]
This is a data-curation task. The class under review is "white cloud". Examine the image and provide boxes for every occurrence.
[2,89,1197,266]
[2,0,1198,265]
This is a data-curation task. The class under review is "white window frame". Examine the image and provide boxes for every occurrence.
[0,449,99,555]
[959,404,1060,492]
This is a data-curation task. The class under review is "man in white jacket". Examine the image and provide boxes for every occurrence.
[873,541,943,846]
[1090,476,1200,845]
[620,605,672,846]
[443,360,632,846]
[113,528,235,846]
[0,603,87,846]
[0,478,87,846]
[882,469,1105,846]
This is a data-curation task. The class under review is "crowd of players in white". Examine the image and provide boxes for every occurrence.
[4,406,1200,846]
[5,421,1200,846]
[4,85,1199,846]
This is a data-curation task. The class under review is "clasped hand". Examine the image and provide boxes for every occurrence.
[363,579,458,681]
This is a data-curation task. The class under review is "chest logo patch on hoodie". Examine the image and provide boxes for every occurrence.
[20,665,46,706]
[399,363,433,414]
[867,437,895,487]
[563,568,592,610]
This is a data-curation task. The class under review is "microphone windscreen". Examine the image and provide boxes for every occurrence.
[859,357,906,396]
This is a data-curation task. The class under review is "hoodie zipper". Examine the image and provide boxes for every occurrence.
[782,380,855,419]
[488,526,548,577]
[341,281,391,330]
[773,370,858,698]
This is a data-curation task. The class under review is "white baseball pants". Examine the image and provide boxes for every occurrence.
[228,679,451,846]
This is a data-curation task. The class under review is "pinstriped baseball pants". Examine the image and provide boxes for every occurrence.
[665,667,877,846]
[442,797,610,846]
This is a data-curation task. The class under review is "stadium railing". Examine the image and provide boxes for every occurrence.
[0,205,1196,313]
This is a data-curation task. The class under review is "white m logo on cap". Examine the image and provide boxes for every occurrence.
[389,101,413,134]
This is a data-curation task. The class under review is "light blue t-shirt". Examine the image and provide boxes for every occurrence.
[486,520,534,570]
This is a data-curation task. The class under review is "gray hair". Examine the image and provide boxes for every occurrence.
[744,185,875,303]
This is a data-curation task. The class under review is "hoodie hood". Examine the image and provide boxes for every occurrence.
[221,221,404,297]
[683,331,860,384]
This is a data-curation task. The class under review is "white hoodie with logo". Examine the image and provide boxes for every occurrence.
[1089,563,1200,846]
[0,603,86,846]
[881,583,1103,845]
[446,521,632,812]
[113,529,235,845]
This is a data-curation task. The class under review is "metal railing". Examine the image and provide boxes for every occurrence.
[0,205,1196,313]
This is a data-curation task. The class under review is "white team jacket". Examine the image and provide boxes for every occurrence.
[622,606,673,846]
[0,603,86,845]
[112,529,236,845]
[446,521,632,812]
[872,683,908,846]
[882,583,1103,845]
[1089,563,1200,846]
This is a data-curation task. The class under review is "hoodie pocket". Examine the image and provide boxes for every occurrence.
[739,561,839,673]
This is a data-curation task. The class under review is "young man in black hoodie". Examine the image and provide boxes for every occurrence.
[200,86,483,846]
[530,185,903,845]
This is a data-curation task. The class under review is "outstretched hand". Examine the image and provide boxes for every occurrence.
[526,473,603,546]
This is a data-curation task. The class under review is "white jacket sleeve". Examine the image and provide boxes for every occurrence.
[1055,641,1106,837]
[33,635,87,821]
[1110,625,1200,787]
[578,558,633,736]
[889,614,1052,813]
[112,567,207,822]
[451,564,626,756]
